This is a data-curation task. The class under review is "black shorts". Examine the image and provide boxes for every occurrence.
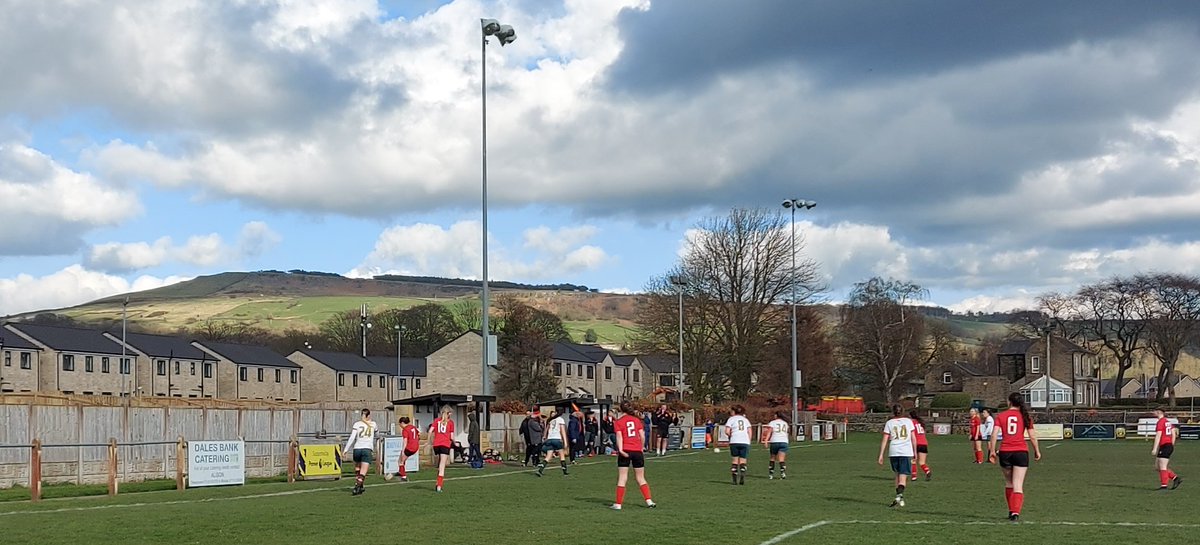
[433,446,451,456]
[1157,444,1174,459]
[352,448,374,465]
[916,445,928,454]
[403,448,419,457]
[617,451,645,468]
[998,451,1029,469]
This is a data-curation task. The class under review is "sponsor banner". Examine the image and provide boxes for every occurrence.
[933,424,952,436]
[188,440,245,487]
[810,425,822,442]
[1071,423,1117,441]
[690,426,707,449]
[823,423,834,441]
[1137,418,1180,437]
[1178,425,1200,441]
[298,444,341,478]
[717,425,730,445]
[383,437,419,474]
[1033,423,1064,440]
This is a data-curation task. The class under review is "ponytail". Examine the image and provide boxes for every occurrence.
[907,409,926,429]
[1008,392,1033,429]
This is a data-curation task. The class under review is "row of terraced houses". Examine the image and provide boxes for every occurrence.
[0,323,681,403]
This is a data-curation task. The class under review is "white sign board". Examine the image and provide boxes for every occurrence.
[1137,418,1179,437]
[189,440,245,487]
[933,424,952,436]
[383,437,419,474]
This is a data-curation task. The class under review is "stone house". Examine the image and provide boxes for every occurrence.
[611,355,650,400]
[419,331,487,397]
[366,355,427,401]
[0,326,42,393]
[106,331,214,398]
[551,341,605,399]
[193,340,301,401]
[1101,377,1143,400]
[5,323,131,396]
[998,336,1101,408]
[288,350,392,403]
[637,354,679,402]
[922,360,1008,407]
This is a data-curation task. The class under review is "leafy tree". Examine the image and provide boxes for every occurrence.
[754,305,839,400]
[492,296,569,403]
[584,328,598,343]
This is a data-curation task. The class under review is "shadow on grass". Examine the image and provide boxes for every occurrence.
[576,497,615,507]
[1096,483,1155,491]
[858,474,893,481]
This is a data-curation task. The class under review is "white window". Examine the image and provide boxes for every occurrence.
[1031,356,1040,374]
[942,372,952,384]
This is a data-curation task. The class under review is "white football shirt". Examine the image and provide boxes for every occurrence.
[883,417,916,458]
[981,415,995,438]
[344,419,377,451]
[767,418,789,444]
[726,415,752,444]
[546,416,566,441]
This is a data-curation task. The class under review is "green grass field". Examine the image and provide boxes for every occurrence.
[0,435,1194,545]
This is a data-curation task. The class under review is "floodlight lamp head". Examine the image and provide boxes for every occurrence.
[495,25,516,45]
[481,19,501,35]
[801,200,817,209]
[782,200,793,209]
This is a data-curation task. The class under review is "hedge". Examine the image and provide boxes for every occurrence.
[929,393,972,409]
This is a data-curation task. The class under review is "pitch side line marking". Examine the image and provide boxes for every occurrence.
[0,452,701,517]
[757,521,831,545]
[1046,443,1062,449]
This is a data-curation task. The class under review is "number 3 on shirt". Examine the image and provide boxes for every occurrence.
[1006,416,1018,436]
[625,421,637,437]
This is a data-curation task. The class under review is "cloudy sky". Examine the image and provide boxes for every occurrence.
[3,0,1200,316]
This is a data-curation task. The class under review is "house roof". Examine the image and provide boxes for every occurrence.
[998,336,1094,356]
[7,323,124,355]
[611,355,636,367]
[1100,377,1141,397]
[950,361,988,377]
[195,340,300,368]
[638,354,677,374]
[111,331,208,360]
[296,350,387,374]
[391,393,495,406]
[552,342,609,364]
[367,355,427,377]
[1019,376,1073,391]
[0,325,41,350]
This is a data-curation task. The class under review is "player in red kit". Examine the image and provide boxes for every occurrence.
[989,392,1042,522]
[611,401,656,510]
[398,416,420,482]
[1151,406,1182,491]
[969,408,983,464]
[429,406,455,492]
[909,410,932,481]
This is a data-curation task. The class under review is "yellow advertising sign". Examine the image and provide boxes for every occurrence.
[298,445,342,478]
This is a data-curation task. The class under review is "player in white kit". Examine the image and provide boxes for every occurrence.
[342,408,378,496]
[762,411,790,480]
[725,405,753,485]
[877,405,916,507]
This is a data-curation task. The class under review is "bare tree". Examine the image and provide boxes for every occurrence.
[1140,273,1200,405]
[634,208,824,402]
[1072,276,1151,400]
[836,278,929,405]
[493,296,569,403]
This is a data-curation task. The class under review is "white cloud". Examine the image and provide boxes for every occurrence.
[0,141,140,255]
[349,220,611,281]
[601,287,636,295]
[0,265,188,316]
[84,221,283,273]
[948,292,1041,314]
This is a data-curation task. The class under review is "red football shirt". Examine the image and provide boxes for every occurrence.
[615,414,645,452]
[997,409,1028,452]
[914,422,928,446]
[970,416,981,438]
[402,424,420,452]
[1157,417,1175,446]
[430,418,455,448]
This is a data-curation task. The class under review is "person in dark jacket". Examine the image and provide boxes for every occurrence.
[653,406,677,456]
[585,413,600,456]
[467,409,482,467]
[526,412,545,467]
[519,410,534,466]
[602,410,617,455]
[568,411,585,463]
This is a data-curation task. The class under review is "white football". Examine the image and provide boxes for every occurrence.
[714,448,720,453]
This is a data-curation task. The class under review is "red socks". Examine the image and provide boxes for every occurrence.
[640,483,652,501]
[975,451,983,463]
[1004,487,1014,510]
[1160,470,1176,486]
[399,464,407,478]
[436,475,444,488]
[616,486,626,505]
[1012,492,1024,515]
[921,464,931,475]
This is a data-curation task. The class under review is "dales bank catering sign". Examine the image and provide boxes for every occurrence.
[189,440,246,487]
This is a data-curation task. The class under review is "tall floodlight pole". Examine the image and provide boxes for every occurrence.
[122,297,129,397]
[360,303,372,358]
[1042,324,1055,416]
[669,276,687,401]
[781,199,816,432]
[480,18,516,397]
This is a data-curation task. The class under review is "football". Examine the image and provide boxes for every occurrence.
[713,448,720,453]
[384,473,394,481]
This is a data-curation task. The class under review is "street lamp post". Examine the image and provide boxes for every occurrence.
[1041,324,1055,416]
[781,199,816,431]
[360,303,372,358]
[121,297,128,397]
[394,325,407,400]
[669,276,686,401]
[479,18,516,398]
[0,337,8,392]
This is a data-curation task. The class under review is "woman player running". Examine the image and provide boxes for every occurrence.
[969,408,984,464]
[989,393,1042,522]
[398,416,420,482]
[1151,406,1183,490]
[611,402,656,510]
[342,408,377,496]
[763,411,790,480]
[909,410,932,481]
[878,405,916,507]
[429,406,455,492]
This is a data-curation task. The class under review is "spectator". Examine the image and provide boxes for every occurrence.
[519,410,533,466]
[602,410,617,455]
[527,412,545,467]
[585,412,600,457]
[467,408,482,467]
[568,410,585,463]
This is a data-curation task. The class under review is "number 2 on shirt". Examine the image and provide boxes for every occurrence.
[625,421,637,437]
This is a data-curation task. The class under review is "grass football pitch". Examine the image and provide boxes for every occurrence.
[0,434,1193,545]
